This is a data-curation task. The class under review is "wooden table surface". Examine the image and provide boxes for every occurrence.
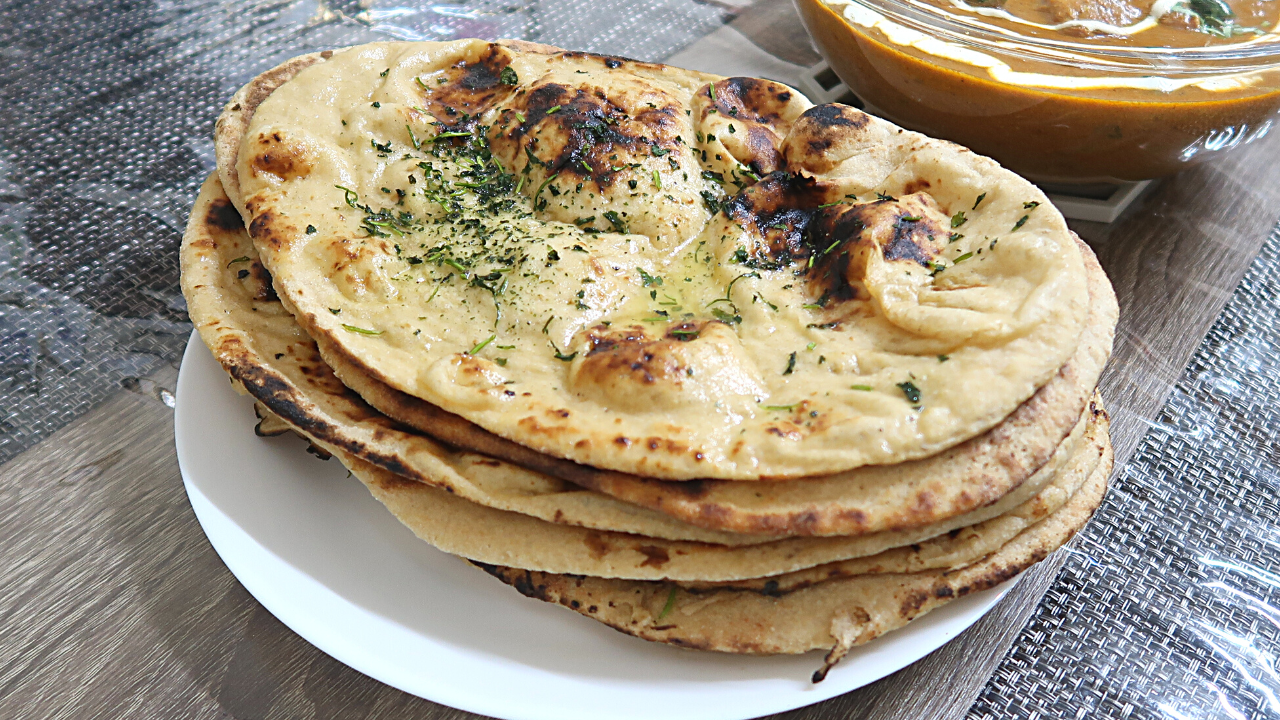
[4,3,1280,716]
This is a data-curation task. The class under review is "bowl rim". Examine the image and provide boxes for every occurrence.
[823,0,1280,73]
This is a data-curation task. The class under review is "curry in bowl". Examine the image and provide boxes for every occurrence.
[796,0,1280,182]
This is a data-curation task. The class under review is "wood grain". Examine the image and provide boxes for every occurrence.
[3,5,1280,717]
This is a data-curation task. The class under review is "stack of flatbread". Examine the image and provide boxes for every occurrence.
[181,39,1117,680]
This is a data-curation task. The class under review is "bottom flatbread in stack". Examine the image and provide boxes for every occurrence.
[182,172,1115,680]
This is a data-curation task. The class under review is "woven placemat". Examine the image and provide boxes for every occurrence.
[970,225,1280,720]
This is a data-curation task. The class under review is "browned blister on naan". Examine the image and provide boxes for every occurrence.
[693,76,810,179]
[488,59,711,248]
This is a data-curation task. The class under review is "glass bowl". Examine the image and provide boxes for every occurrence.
[794,0,1280,183]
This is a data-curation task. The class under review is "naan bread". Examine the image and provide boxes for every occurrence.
[317,235,1114,535]
[476,451,1108,676]
[567,247,1114,534]
[183,174,1108,545]
[184,169,1106,584]
[215,50,334,216]
[184,166,1106,582]
[182,173,754,545]
[684,424,1110,593]
[320,408,1103,581]
[222,40,1091,480]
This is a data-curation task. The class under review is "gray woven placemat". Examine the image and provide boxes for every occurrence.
[0,0,729,464]
[970,224,1280,720]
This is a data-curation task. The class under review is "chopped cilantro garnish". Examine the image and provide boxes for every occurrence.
[342,324,383,336]
[1180,0,1263,37]
[897,381,921,405]
[701,190,725,214]
[603,210,628,234]
[500,66,518,85]
[335,185,359,208]
[972,192,987,210]
[534,176,556,205]
[469,334,496,355]
[658,587,678,620]
[783,351,797,375]
[711,308,742,324]
[226,256,250,267]
[951,211,967,228]
[706,272,758,312]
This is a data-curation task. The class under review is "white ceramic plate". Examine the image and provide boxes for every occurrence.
[174,333,1013,720]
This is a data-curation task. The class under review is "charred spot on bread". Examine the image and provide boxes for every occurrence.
[206,198,244,231]
[418,45,518,127]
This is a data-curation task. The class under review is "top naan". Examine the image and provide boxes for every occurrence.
[231,40,1090,480]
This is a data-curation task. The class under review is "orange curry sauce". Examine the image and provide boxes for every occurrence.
[796,0,1280,181]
